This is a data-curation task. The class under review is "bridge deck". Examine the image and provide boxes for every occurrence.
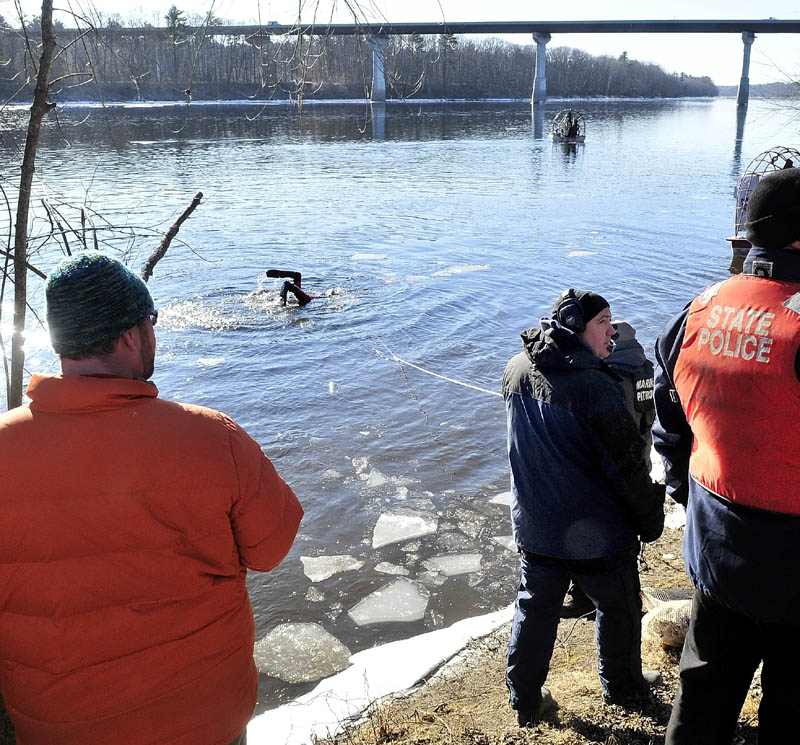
[51,19,800,38]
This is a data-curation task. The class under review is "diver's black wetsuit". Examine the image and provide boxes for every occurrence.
[267,269,316,307]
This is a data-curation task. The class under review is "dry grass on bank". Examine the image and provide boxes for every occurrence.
[315,525,761,745]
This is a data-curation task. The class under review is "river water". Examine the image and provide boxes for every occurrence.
[2,96,797,710]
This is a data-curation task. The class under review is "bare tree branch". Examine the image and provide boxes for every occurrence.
[10,0,56,409]
[140,191,203,283]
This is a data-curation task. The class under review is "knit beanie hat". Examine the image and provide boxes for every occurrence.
[45,251,155,356]
[745,167,800,249]
[552,289,609,328]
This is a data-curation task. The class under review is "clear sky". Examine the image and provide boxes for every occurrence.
[4,0,800,86]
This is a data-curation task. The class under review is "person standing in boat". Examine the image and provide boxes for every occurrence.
[566,115,580,139]
[654,167,800,744]
[503,289,665,727]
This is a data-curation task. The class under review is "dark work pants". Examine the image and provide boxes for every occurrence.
[666,588,800,745]
[506,549,643,711]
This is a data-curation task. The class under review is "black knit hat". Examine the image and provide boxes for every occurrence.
[745,168,800,249]
[552,289,609,331]
[45,251,155,356]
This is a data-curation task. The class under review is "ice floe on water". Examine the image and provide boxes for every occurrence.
[490,490,511,505]
[374,562,410,576]
[372,511,439,549]
[351,252,388,262]
[365,469,389,488]
[306,587,326,603]
[352,456,368,470]
[361,467,419,490]
[423,553,483,577]
[197,357,225,367]
[432,263,491,277]
[491,535,517,553]
[248,605,514,745]
[254,623,351,683]
[301,555,364,583]
[567,250,598,258]
[348,578,430,625]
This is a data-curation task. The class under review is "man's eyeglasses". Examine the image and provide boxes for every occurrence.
[148,311,159,326]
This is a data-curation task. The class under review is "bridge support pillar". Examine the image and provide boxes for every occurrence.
[736,31,755,109]
[368,34,390,103]
[532,32,551,104]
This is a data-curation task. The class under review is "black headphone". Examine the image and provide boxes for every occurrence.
[554,289,585,332]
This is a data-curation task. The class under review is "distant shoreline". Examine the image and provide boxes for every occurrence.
[1,95,729,110]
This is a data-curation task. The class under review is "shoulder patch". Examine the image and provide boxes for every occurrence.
[750,259,774,278]
[783,292,800,315]
[699,280,725,303]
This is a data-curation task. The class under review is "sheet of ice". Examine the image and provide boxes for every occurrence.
[436,531,474,551]
[432,263,491,277]
[424,553,483,576]
[457,513,486,539]
[491,536,517,553]
[352,456,369,474]
[248,604,514,745]
[664,502,687,529]
[372,511,438,549]
[305,587,325,603]
[253,623,351,683]
[366,469,389,488]
[567,250,598,258]
[197,357,225,367]
[322,469,343,481]
[490,491,511,505]
[649,446,666,483]
[415,571,447,588]
[301,555,364,583]
[348,578,429,625]
[374,562,410,576]
[351,252,388,261]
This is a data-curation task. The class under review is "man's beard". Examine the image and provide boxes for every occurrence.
[140,333,155,380]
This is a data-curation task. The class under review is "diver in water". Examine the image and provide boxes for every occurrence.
[266,269,320,307]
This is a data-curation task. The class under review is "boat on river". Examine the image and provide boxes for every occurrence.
[551,109,586,143]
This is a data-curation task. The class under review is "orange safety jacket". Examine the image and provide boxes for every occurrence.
[673,274,800,515]
[0,374,303,745]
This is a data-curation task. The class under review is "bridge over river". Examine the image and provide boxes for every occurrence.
[129,19,800,106]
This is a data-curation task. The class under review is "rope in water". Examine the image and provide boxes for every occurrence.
[383,348,503,399]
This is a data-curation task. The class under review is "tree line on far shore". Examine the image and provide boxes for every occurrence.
[0,9,718,103]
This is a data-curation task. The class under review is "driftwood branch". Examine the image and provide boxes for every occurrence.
[140,191,203,283]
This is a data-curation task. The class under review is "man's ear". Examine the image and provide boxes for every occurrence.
[118,327,138,352]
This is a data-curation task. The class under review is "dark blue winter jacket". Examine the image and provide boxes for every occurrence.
[653,246,800,625]
[503,319,664,560]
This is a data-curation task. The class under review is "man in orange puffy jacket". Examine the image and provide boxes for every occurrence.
[0,252,303,745]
